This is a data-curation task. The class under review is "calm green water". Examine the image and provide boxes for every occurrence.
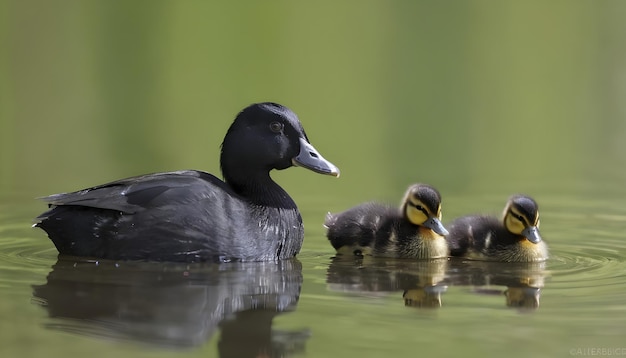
[2,190,626,357]
[2,1,626,357]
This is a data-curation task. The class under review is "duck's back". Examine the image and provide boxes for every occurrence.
[35,170,303,262]
[325,203,397,253]
[447,215,515,258]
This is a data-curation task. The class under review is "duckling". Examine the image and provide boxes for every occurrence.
[325,184,449,259]
[34,103,339,262]
[446,195,549,262]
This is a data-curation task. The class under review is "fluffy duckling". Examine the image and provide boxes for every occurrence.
[325,184,449,259]
[446,195,549,262]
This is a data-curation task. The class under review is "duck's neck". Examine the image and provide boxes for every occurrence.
[226,172,297,209]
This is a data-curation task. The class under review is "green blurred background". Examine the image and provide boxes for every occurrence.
[1,0,626,207]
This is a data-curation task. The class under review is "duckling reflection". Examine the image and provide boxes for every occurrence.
[402,285,448,308]
[447,195,548,262]
[504,286,541,309]
[326,256,448,309]
[325,184,448,259]
[445,259,547,311]
[32,258,309,356]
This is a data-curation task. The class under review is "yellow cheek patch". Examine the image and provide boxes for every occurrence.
[504,211,526,235]
[406,205,428,226]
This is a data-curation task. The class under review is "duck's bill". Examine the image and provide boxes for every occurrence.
[292,138,340,177]
[423,217,449,236]
[522,226,542,244]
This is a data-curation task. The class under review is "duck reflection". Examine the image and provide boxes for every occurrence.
[326,256,547,310]
[326,256,448,308]
[445,259,547,310]
[32,257,309,356]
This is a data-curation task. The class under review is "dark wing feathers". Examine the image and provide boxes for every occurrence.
[37,170,232,215]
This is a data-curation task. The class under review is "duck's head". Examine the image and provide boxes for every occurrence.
[221,103,340,183]
[502,195,542,244]
[401,184,449,236]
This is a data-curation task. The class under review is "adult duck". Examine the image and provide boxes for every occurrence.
[34,102,339,262]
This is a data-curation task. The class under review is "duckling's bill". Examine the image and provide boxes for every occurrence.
[522,226,542,244]
[292,138,340,177]
[422,217,449,236]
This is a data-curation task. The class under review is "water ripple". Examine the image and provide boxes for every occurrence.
[549,245,624,283]
[0,236,57,268]
[0,217,57,286]
[528,194,626,303]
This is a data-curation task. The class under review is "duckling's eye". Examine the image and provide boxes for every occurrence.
[269,121,284,133]
[412,204,427,215]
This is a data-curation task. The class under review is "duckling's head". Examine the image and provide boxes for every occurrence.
[504,287,541,310]
[401,184,449,236]
[502,195,542,244]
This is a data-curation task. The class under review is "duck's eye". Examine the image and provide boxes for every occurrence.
[412,204,426,214]
[269,121,284,133]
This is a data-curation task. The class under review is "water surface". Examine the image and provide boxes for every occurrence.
[1,189,625,357]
